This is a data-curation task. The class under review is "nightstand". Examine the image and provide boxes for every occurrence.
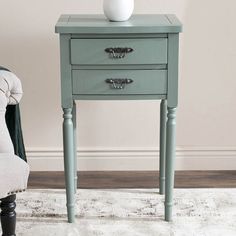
[55,14,182,223]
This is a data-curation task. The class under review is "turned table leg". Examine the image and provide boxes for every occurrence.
[159,99,167,195]
[0,194,16,236]
[63,108,75,223]
[72,101,78,193]
[165,107,176,221]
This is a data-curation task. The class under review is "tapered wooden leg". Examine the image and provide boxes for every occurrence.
[159,100,167,195]
[72,101,77,193]
[63,108,75,223]
[0,194,16,236]
[165,107,176,221]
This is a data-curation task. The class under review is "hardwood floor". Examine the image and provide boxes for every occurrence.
[28,171,236,189]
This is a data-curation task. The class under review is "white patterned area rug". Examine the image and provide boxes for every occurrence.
[4,189,236,236]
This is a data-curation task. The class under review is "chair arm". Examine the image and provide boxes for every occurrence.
[0,70,23,105]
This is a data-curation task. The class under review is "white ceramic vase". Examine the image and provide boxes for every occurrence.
[103,0,134,22]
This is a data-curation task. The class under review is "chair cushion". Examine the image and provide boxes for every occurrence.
[0,154,29,199]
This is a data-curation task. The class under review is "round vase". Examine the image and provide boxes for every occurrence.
[103,0,134,22]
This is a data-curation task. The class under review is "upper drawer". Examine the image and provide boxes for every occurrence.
[70,38,167,65]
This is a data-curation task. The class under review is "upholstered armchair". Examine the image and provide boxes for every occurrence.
[0,70,29,236]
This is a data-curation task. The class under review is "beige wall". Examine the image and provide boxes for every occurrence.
[1,0,236,170]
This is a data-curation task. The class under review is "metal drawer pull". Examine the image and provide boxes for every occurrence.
[104,47,134,59]
[105,78,133,89]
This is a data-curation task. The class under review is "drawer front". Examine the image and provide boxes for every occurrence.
[72,70,167,95]
[70,38,167,65]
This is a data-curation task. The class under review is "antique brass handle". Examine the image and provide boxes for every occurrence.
[105,78,133,89]
[104,47,134,59]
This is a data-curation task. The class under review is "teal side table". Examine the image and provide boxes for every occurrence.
[55,14,182,223]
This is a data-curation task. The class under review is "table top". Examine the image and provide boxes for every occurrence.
[55,14,182,34]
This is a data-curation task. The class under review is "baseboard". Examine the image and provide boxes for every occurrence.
[26,146,236,171]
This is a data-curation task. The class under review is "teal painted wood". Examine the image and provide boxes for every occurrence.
[55,14,182,34]
[71,38,167,65]
[159,99,167,195]
[165,107,176,222]
[72,94,167,100]
[71,33,168,39]
[165,15,182,28]
[56,14,182,223]
[60,34,73,109]
[73,101,77,194]
[71,64,167,70]
[63,108,75,223]
[72,70,167,95]
[167,34,179,108]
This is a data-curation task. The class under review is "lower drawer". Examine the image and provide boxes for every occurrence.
[72,70,167,95]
